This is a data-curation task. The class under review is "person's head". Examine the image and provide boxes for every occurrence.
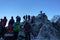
[4,16,6,19]
[31,16,35,20]
[40,11,42,14]
[23,16,25,20]
[28,15,30,20]
[16,16,21,22]
[11,16,13,19]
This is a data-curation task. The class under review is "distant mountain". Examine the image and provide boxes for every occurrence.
[51,15,60,23]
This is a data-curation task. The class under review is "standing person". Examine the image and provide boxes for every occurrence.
[13,16,21,40]
[1,17,7,38]
[24,21,31,40]
[8,16,15,32]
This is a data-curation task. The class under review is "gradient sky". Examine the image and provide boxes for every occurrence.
[0,0,60,25]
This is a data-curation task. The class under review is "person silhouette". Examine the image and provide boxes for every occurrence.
[13,16,21,40]
[8,16,15,32]
[24,21,31,40]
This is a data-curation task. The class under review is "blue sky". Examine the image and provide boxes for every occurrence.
[0,0,60,23]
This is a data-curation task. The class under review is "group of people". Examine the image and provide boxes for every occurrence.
[0,15,35,40]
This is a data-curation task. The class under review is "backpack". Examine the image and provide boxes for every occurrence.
[8,24,12,32]
[13,23,20,32]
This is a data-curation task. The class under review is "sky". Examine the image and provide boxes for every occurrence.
[0,0,60,26]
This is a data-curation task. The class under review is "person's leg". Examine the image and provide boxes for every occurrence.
[16,32,18,39]
[28,33,31,40]
[14,31,18,40]
[25,32,28,40]
[2,27,5,38]
[27,32,31,40]
[14,31,16,40]
[25,32,31,40]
